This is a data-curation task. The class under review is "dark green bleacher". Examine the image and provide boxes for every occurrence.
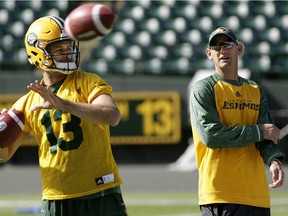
[1,0,288,77]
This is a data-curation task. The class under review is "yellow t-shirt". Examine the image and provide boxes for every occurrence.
[190,73,284,208]
[13,71,122,200]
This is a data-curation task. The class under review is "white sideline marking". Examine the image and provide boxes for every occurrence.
[0,200,40,208]
[0,198,287,208]
[126,199,198,206]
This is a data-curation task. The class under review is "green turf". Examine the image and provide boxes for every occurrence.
[0,191,287,216]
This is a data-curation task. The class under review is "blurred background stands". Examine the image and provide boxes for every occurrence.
[0,0,288,78]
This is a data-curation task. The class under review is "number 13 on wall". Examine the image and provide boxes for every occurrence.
[111,91,181,145]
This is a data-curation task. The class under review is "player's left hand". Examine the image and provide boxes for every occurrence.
[27,80,62,111]
[269,160,285,188]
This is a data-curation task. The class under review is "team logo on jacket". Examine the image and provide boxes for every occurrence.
[222,100,260,110]
[236,91,242,97]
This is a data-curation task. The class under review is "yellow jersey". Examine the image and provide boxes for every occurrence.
[189,73,284,208]
[13,71,122,200]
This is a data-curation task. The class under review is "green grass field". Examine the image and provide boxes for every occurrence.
[0,191,287,216]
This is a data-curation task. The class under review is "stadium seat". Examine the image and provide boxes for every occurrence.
[142,45,168,60]
[0,34,14,51]
[190,58,214,72]
[11,8,34,25]
[268,15,288,30]
[91,45,117,61]
[223,1,249,18]
[5,20,25,37]
[102,31,126,48]
[81,59,108,74]
[197,1,223,19]
[243,55,271,73]
[169,43,193,58]
[161,17,187,33]
[42,8,60,17]
[114,18,135,34]
[170,4,197,20]
[242,15,267,31]
[244,42,271,56]
[42,0,68,12]
[15,0,42,11]
[119,5,144,21]
[126,31,151,47]
[270,42,288,56]
[237,28,255,44]
[0,0,15,11]
[117,45,142,60]
[136,18,160,33]
[214,16,240,32]
[250,1,275,17]
[15,48,28,64]
[125,0,150,9]
[187,16,213,33]
[162,57,190,75]
[152,30,177,46]
[141,58,162,75]
[0,9,9,25]
[157,0,176,7]
[108,58,136,75]
[145,5,171,20]
[254,28,281,44]
[177,29,203,45]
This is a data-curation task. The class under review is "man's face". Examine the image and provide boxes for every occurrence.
[207,35,239,70]
[48,40,74,62]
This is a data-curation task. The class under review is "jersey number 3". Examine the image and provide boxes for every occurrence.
[41,109,84,154]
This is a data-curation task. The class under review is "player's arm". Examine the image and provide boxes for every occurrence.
[61,93,121,126]
[27,80,121,126]
[0,132,28,163]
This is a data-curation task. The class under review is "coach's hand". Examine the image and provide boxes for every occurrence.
[262,124,280,144]
[269,160,285,188]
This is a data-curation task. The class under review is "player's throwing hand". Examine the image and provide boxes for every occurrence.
[27,80,62,111]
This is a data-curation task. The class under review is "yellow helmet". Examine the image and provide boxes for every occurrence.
[24,16,80,74]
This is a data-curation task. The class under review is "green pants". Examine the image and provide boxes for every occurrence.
[41,188,127,216]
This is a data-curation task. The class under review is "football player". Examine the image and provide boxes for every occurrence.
[0,16,127,216]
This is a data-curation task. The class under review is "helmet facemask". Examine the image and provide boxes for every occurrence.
[44,39,80,74]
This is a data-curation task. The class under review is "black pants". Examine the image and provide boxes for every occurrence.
[200,204,270,216]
